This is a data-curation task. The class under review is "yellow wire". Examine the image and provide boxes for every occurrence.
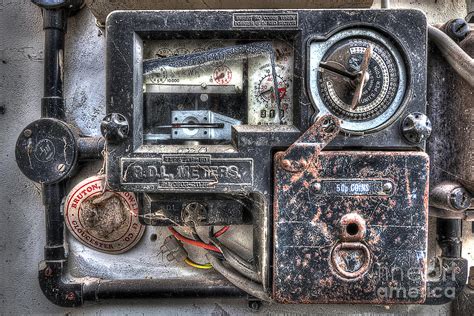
[184,257,213,269]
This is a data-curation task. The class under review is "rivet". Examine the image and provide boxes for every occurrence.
[383,182,393,193]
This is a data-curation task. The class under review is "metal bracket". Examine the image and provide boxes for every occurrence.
[277,114,340,173]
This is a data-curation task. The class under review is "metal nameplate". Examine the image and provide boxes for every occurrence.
[316,179,395,196]
[232,13,298,28]
[121,155,254,189]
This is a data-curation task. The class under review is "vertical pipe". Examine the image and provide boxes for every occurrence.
[43,183,67,260]
[381,0,390,9]
[436,218,462,258]
[42,9,66,119]
[41,8,68,260]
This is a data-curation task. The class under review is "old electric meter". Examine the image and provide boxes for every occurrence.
[100,9,430,304]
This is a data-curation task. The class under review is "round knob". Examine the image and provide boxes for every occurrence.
[101,113,129,143]
[402,112,432,144]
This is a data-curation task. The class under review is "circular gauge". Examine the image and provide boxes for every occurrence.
[310,29,407,133]
[257,74,289,103]
[248,53,294,126]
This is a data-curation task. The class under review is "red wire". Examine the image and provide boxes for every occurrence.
[167,227,221,253]
[213,226,230,237]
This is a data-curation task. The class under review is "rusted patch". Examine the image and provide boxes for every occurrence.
[331,242,371,279]
[273,149,430,304]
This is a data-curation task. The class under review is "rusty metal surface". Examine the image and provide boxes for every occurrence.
[273,150,430,304]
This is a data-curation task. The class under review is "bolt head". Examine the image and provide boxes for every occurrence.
[280,159,292,169]
[66,292,76,301]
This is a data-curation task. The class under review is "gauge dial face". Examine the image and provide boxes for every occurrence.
[318,38,399,121]
[248,41,294,125]
[309,29,407,133]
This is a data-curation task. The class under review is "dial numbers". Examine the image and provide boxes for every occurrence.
[318,39,399,121]
[309,29,407,133]
[247,41,294,125]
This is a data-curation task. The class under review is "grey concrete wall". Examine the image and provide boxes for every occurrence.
[0,1,468,314]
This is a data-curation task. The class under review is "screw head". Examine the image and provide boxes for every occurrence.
[447,18,470,41]
[23,129,32,138]
[313,182,322,191]
[449,187,471,210]
[248,300,261,311]
[57,164,66,172]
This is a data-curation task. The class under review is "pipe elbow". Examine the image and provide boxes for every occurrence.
[39,260,83,307]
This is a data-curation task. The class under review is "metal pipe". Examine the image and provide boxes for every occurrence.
[42,9,66,119]
[381,0,390,9]
[83,279,244,300]
[428,25,474,87]
[77,137,105,160]
[436,218,462,258]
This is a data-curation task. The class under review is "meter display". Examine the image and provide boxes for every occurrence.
[142,40,294,144]
[309,29,407,133]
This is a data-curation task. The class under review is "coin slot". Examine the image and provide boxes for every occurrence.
[346,222,359,236]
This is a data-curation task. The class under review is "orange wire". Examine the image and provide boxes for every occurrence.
[167,227,221,253]
[213,226,230,237]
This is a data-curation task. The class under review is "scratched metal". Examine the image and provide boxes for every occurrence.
[273,151,430,304]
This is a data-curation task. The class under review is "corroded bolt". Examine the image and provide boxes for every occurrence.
[23,129,32,138]
[44,266,53,277]
[313,182,322,191]
[66,292,76,301]
[57,164,66,172]
[280,159,292,170]
[383,182,393,194]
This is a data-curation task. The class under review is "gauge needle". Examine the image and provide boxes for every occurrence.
[351,44,373,109]
[319,62,358,80]
[259,86,287,99]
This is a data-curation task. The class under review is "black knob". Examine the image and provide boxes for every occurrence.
[100,113,129,143]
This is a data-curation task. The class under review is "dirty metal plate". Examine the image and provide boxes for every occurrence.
[65,176,145,254]
[120,155,254,191]
[273,151,429,304]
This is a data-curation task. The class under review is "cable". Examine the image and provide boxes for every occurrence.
[213,226,230,238]
[184,258,213,269]
[206,254,271,302]
[168,227,221,253]
[428,25,474,87]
